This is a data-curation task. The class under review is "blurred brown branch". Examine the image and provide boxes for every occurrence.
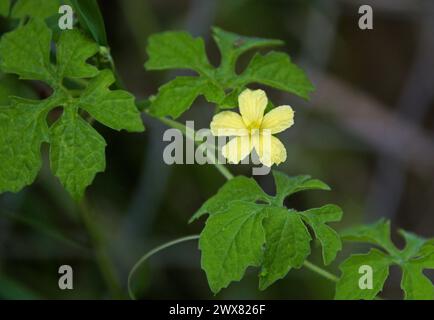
[308,70,434,177]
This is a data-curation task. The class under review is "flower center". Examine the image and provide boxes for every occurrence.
[246,121,262,133]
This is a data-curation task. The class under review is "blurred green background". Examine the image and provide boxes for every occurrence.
[0,0,433,299]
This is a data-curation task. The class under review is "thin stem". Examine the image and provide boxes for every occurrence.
[157,116,189,135]
[79,200,124,299]
[128,235,200,300]
[302,260,339,282]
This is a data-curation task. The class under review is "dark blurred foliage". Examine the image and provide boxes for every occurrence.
[0,0,433,299]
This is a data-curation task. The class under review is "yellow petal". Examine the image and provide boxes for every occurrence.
[238,89,267,128]
[261,105,295,134]
[221,135,253,164]
[210,111,248,136]
[253,134,287,167]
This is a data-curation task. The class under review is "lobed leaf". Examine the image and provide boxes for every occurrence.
[340,219,397,255]
[259,208,311,290]
[401,252,434,300]
[0,19,54,82]
[0,98,51,193]
[195,171,341,293]
[149,76,224,119]
[417,239,434,258]
[145,31,213,74]
[49,108,106,201]
[398,230,428,260]
[199,201,268,294]
[212,27,283,72]
[300,205,343,265]
[335,249,391,300]
[339,220,434,299]
[272,170,330,205]
[77,70,144,132]
[238,52,315,100]
[56,29,100,79]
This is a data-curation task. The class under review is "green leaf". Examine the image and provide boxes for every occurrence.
[0,73,38,104]
[145,31,213,74]
[11,0,61,19]
[146,28,314,119]
[300,205,343,265]
[0,19,144,200]
[272,171,330,205]
[339,221,434,300]
[0,19,54,82]
[239,52,314,100]
[341,219,397,255]
[199,201,268,294]
[418,239,434,258]
[145,31,220,118]
[70,0,108,46]
[398,230,428,260]
[399,234,434,300]
[193,171,342,293]
[56,29,99,79]
[212,27,283,72]
[0,0,10,17]
[259,208,311,290]
[149,76,224,119]
[49,108,106,201]
[77,70,144,132]
[190,176,270,223]
[217,87,243,109]
[335,249,391,300]
[401,252,434,300]
[0,98,50,193]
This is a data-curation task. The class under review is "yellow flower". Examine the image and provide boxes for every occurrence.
[210,88,294,167]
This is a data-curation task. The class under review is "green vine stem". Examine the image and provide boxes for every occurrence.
[302,260,338,283]
[128,235,200,300]
[79,199,124,299]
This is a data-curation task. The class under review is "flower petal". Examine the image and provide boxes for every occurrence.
[221,136,253,164]
[210,111,248,136]
[261,105,295,134]
[238,89,267,128]
[253,134,287,167]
